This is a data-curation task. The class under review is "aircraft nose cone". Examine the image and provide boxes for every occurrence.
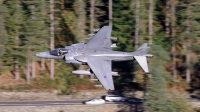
[36,52,47,58]
[36,53,40,57]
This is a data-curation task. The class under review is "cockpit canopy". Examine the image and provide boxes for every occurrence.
[49,48,68,56]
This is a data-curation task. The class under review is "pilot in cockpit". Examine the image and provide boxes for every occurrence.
[49,48,68,56]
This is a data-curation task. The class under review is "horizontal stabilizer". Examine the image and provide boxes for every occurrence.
[134,56,149,73]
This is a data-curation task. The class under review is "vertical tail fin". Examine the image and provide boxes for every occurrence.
[133,43,151,73]
[138,43,147,49]
[134,56,149,73]
[133,43,150,56]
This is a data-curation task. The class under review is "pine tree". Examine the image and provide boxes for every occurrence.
[148,0,153,45]
[134,0,140,48]
[112,0,137,86]
[169,89,195,112]
[90,0,95,34]
[144,45,175,112]
[188,0,200,87]
[0,0,8,75]
[89,0,95,81]
[165,0,170,35]
[60,0,77,45]
[171,0,178,81]
[74,0,86,78]
[132,0,140,82]
[5,0,25,80]
[178,0,200,84]
[109,0,112,26]
[93,0,106,28]
[23,0,50,83]
[50,0,55,79]
[39,0,49,71]
[112,0,135,52]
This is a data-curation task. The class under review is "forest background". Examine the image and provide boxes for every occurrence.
[0,0,200,111]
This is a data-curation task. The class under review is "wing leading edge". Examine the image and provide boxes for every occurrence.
[87,56,114,90]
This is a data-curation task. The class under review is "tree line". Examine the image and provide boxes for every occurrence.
[0,0,200,111]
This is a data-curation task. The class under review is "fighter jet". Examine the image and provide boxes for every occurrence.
[36,26,153,90]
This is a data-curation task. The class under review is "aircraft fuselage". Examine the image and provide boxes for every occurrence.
[36,43,134,64]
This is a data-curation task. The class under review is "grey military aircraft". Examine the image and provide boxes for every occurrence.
[36,26,153,90]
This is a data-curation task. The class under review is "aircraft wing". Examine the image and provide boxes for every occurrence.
[86,26,112,49]
[87,56,114,90]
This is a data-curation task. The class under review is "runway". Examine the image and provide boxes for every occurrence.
[0,100,127,106]
[0,101,84,106]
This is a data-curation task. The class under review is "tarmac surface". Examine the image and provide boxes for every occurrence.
[0,100,135,106]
